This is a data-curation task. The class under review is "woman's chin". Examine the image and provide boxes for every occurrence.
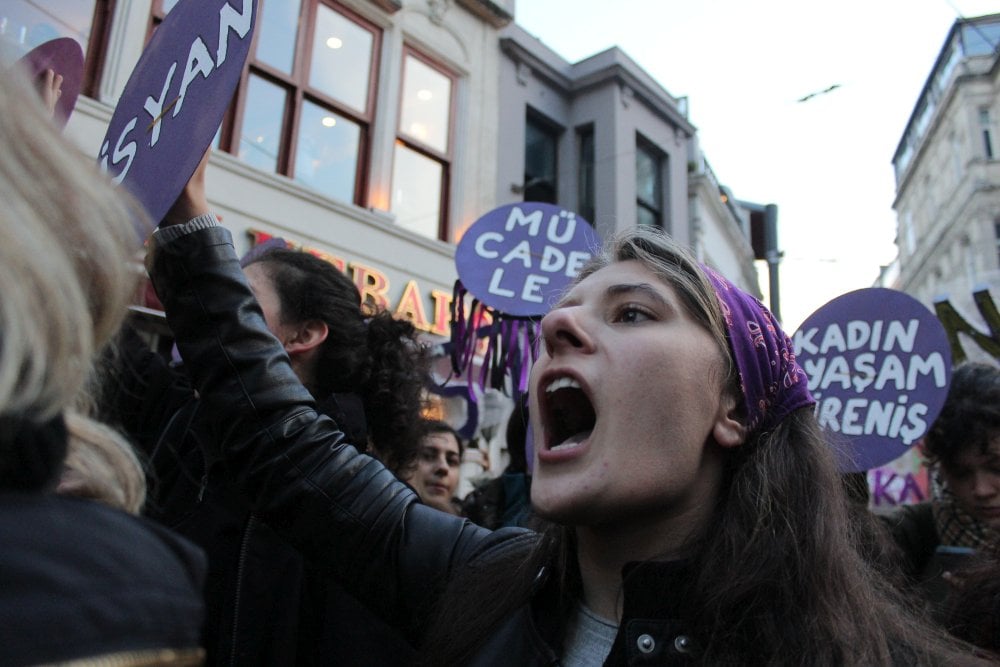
[530,490,592,526]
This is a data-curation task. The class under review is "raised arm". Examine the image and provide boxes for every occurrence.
[147,210,530,636]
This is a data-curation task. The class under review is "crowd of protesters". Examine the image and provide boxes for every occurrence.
[2,56,1000,666]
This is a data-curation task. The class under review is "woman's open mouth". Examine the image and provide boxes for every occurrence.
[541,375,596,453]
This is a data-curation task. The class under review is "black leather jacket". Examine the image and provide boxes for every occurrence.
[150,223,702,666]
[105,313,412,666]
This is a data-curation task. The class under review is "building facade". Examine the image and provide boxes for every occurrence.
[891,12,1000,362]
[496,23,761,296]
[3,0,764,480]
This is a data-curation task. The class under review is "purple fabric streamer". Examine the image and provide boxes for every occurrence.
[702,266,815,434]
[449,280,538,401]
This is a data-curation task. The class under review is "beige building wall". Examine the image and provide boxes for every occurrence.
[892,15,1000,356]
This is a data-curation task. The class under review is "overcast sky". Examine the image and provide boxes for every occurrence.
[514,0,1000,332]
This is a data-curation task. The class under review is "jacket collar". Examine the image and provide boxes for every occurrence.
[529,558,702,665]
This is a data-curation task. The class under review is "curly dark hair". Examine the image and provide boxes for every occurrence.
[923,362,1000,471]
[246,249,428,473]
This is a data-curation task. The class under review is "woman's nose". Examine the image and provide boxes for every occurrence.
[540,306,594,357]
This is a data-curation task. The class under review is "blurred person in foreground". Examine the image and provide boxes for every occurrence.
[0,64,205,665]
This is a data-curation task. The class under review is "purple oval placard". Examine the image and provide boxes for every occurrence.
[455,203,599,317]
[792,288,952,473]
[98,0,256,230]
[16,37,84,129]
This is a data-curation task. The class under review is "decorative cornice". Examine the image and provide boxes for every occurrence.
[365,0,403,14]
[455,0,513,28]
[500,36,695,135]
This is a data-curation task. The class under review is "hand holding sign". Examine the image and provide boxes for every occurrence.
[38,68,64,117]
[162,148,212,227]
[793,288,952,472]
[14,37,84,129]
[98,0,256,235]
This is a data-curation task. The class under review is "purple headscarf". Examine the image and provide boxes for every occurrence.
[702,265,815,434]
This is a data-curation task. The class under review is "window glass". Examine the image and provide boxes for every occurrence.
[257,0,302,74]
[578,127,595,223]
[981,107,995,160]
[158,0,379,208]
[524,115,558,203]
[238,75,287,174]
[392,142,443,238]
[0,0,97,64]
[294,100,360,202]
[309,4,374,113]
[636,140,662,227]
[994,220,1000,267]
[636,145,659,206]
[399,54,451,154]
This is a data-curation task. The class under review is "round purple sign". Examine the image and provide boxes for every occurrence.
[16,37,84,129]
[98,0,256,231]
[793,288,952,473]
[455,203,599,317]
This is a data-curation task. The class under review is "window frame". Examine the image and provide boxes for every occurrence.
[522,109,561,205]
[577,124,595,224]
[392,45,457,241]
[152,0,382,208]
[994,218,1000,268]
[82,0,116,97]
[980,106,995,161]
[635,136,665,229]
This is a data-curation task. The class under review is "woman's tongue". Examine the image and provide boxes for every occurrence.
[550,428,592,451]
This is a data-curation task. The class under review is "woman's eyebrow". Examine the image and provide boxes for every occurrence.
[604,282,669,307]
[550,281,670,310]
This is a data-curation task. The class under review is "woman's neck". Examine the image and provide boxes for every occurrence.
[573,513,702,622]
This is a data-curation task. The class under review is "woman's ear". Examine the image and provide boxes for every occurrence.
[284,319,329,356]
[712,392,746,448]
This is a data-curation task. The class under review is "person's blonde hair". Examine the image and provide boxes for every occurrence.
[0,65,148,423]
[58,410,147,514]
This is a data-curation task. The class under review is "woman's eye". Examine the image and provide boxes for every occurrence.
[615,305,652,324]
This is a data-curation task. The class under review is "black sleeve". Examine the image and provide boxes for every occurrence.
[148,224,532,636]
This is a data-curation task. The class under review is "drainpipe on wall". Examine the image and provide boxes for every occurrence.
[764,203,782,322]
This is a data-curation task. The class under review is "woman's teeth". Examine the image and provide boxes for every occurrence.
[546,376,580,393]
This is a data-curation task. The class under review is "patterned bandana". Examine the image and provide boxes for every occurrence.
[702,266,815,434]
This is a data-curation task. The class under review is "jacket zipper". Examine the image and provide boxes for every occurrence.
[229,515,257,666]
